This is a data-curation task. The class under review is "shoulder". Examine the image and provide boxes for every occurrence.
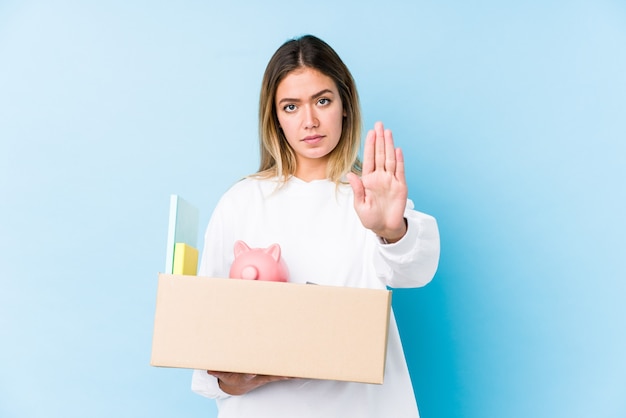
[225,176,280,195]
[215,176,279,207]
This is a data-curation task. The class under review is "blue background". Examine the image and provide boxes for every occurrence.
[1,1,624,417]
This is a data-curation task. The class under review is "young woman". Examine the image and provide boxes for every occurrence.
[191,34,440,418]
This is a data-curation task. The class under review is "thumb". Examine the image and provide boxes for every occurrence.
[346,172,365,205]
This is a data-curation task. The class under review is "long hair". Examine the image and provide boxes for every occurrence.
[255,35,362,183]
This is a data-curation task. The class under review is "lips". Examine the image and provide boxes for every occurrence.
[302,135,324,144]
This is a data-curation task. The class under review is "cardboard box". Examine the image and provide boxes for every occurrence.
[151,274,392,384]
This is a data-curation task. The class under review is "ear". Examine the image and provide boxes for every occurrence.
[234,240,251,257]
[265,243,282,262]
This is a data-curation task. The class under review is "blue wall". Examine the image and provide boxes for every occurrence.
[1,1,624,417]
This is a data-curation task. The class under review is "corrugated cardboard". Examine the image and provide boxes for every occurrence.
[151,274,392,384]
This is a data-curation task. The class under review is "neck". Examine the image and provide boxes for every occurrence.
[294,159,328,182]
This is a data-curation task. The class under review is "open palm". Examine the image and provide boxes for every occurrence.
[347,122,408,243]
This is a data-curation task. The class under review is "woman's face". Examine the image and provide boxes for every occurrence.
[274,67,345,180]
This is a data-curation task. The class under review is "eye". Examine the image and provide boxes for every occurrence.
[283,104,297,113]
[318,98,331,106]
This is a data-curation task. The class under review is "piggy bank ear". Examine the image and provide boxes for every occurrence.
[234,240,251,257]
[265,243,281,262]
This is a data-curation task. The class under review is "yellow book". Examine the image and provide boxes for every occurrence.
[172,243,199,276]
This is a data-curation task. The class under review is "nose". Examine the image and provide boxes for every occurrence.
[303,105,319,129]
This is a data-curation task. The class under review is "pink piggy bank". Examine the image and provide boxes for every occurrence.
[228,240,289,282]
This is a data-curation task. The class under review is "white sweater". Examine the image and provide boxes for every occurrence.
[191,176,440,418]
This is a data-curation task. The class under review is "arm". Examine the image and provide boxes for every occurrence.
[373,201,440,288]
[348,122,440,287]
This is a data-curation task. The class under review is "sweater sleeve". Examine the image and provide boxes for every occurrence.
[373,199,440,288]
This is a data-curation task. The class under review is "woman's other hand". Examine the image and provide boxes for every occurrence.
[207,371,292,396]
[347,121,408,243]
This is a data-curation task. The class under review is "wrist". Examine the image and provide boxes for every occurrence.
[217,378,245,396]
[378,218,408,244]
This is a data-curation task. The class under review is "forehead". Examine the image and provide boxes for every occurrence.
[275,67,338,99]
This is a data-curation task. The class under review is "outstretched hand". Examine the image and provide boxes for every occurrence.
[347,122,408,243]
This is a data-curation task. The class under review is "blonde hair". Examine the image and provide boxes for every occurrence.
[255,35,362,183]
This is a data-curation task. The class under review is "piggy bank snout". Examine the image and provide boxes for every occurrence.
[240,265,259,280]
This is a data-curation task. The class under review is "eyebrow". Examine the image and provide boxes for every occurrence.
[277,89,335,105]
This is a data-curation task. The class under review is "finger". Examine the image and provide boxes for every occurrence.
[374,122,386,171]
[361,129,376,175]
[259,374,293,384]
[384,128,396,173]
[208,371,255,384]
[395,147,406,183]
